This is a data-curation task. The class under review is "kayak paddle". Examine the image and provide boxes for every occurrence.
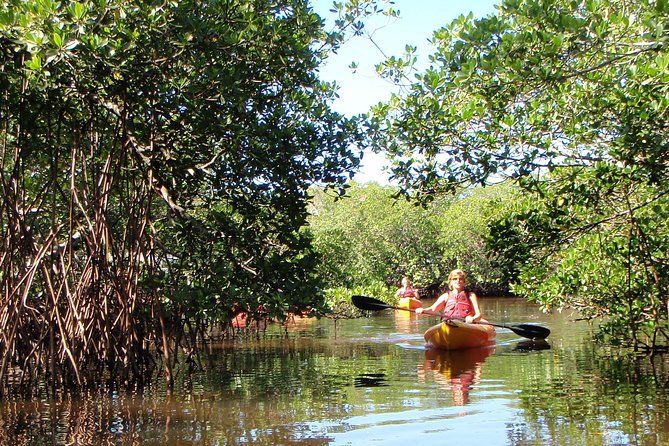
[351,294,551,340]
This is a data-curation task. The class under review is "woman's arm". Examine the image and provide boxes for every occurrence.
[416,293,446,314]
[466,292,482,323]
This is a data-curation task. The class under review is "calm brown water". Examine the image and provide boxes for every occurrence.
[1,298,668,445]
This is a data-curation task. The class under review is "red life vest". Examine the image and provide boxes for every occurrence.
[397,287,417,298]
[442,290,473,319]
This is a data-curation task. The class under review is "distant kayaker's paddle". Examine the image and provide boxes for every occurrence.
[351,294,440,316]
[351,295,551,340]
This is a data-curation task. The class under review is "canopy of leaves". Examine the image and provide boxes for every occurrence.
[0,0,365,386]
[369,0,669,195]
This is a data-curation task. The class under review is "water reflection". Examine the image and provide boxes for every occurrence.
[419,347,494,406]
[354,373,388,387]
[393,310,417,333]
[513,339,551,352]
[1,298,668,445]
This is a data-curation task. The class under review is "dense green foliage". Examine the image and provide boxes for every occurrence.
[307,181,522,301]
[0,0,369,386]
[367,0,669,349]
[309,182,443,288]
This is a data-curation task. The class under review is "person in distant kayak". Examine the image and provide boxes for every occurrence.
[415,269,482,324]
[395,276,419,300]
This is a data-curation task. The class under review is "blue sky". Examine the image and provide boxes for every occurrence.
[311,0,500,183]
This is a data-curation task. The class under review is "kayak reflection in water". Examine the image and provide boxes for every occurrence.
[394,310,417,334]
[418,347,494,406]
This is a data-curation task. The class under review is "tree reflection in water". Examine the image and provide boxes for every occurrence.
[1,302,668,445]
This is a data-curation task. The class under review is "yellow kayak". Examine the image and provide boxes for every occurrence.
[424,320,496,350]
[397,297,422,310]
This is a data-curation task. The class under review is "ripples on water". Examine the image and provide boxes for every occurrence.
[0,298,667,445]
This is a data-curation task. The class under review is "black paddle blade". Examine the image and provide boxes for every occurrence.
[351,295,394,312]
[508,324,551,340]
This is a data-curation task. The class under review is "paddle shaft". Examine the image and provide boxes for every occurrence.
[355,295,469,321]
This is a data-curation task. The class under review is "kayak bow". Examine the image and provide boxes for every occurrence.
[424,320,496,351]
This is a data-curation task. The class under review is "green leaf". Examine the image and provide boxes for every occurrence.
[25,54,42,70]
[52,31,63,47]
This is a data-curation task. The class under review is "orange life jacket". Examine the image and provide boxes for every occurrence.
[442,290,472,319]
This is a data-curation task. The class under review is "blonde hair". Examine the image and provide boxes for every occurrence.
[448,269,467,290]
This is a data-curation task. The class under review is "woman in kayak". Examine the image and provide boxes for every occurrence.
[395,276,419,300]
[415,269,482,324]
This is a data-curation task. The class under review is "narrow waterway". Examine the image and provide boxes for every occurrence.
[1,297,667,445]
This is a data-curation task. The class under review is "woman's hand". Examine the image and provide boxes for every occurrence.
[415,308,424,314]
